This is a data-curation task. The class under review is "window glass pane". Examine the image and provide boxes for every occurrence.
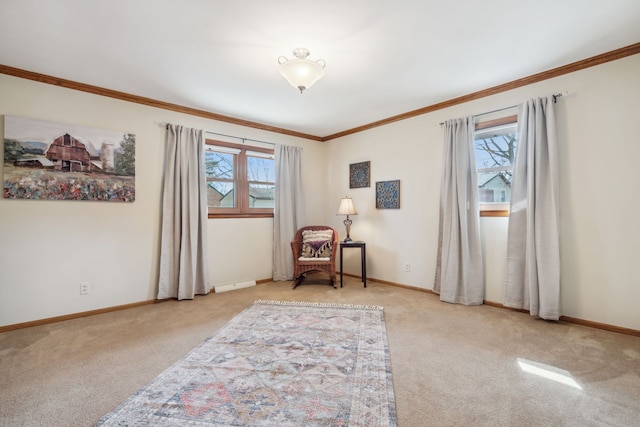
[478,171,511,203]
[475,132,517,171]
[248,183,275,208]
[475,123,517,205]
[205,151,234,179]
[205,139,275,216]
[207,181,234,207]
[247,155,274,183]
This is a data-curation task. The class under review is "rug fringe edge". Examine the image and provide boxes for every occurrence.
[253,300,384,311]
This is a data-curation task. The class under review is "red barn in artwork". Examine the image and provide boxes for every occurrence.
[45,133,99,172]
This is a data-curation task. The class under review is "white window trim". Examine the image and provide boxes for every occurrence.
[205,139,275,218]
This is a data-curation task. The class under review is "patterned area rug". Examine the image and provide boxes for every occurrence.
[96,300,397,426]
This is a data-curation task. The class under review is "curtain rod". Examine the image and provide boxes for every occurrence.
[160,123,276,146]
[438,92,568,126]
[204,130,276,147]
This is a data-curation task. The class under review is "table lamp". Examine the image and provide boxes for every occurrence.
[337,197,358,242]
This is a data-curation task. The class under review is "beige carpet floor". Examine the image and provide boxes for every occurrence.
[1,274,639,426]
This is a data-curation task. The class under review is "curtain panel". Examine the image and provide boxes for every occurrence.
[433,117,484,305]
[157,124,210,300]
[273,144,305,281]
[505,96,560,320]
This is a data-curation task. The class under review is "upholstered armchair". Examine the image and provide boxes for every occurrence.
[290,226,338,289]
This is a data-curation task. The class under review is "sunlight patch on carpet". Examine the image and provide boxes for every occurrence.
[517,357,583,390]
[95,300,397,426]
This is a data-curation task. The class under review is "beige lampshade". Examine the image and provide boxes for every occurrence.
[337,197,358,215]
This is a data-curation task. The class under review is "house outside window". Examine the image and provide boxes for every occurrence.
[474,116,517,214]
[205,140,275,218]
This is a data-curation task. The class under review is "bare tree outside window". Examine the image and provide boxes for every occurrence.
[206,152,233,179]
[205,151,235,207]
[246,154,274,208]
[475,121,517,205]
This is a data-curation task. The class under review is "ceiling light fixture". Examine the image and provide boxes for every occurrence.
[278,48,326,94]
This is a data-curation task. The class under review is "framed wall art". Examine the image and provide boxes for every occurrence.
[376,180,400,209]
[349,161,370,188]
[3,115,135,202]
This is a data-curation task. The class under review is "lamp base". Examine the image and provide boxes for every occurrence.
[343,216,353,244]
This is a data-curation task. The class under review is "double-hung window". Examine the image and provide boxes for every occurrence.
[205,140,275,218]
[474,115,517,215]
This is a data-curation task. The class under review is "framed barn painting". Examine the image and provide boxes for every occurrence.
[349,161,370,188]
[3,115,135,202]
[376,180,400,209]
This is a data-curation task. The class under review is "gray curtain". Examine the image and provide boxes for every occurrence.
[273,144,305,281]
[505,96,560,320]
[157,124,209,299]
[433,117,484,305]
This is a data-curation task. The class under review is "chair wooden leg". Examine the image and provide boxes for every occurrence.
[292,274,304,289]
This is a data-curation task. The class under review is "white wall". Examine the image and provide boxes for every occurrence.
[2,53,639,331]
[327,54,640,330]
[0,74,326,327]
[327,117,442,288]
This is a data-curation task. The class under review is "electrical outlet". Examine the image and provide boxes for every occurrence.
[404,263,410,272]
[80,282,90,295]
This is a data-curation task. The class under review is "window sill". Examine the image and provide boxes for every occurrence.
[208,213,274,219]
[480,210,509,217]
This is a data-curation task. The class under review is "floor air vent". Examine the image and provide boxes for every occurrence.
[213,280,256,293]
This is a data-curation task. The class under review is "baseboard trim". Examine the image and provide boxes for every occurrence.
[557,315,640,337]
[1,278,276,332]
[483,300,528,312]
[3,277,638,337]
[0,299,162,333]
[362,275,435,294]
[349,273,640,337]
[482,300,640,337]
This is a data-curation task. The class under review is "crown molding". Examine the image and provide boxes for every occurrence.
[2,42,639,142]
[0,64,323,142]
[321,42,640,141]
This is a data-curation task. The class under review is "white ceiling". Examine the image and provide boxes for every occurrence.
[1,0,639,138]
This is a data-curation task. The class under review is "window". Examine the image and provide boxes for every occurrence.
[474,115,517,215]
[205,140,275,217]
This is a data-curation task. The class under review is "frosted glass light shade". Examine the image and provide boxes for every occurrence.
[278,48,326,93]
